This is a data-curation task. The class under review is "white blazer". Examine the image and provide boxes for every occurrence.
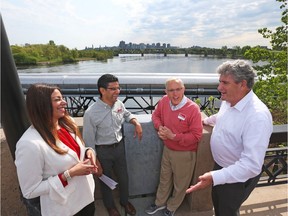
[15,126,95,216]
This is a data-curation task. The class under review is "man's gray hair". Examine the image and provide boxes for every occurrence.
[165,77,185,89]
[216,60,256,89]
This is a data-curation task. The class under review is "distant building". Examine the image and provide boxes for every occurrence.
[119,40,125,48]
[117,41,175,50]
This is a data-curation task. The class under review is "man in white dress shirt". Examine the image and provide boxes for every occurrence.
[186,60,273,216]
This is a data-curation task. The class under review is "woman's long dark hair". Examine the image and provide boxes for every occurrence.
[26,83,83,154]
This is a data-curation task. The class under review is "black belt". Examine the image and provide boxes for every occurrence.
[95,140,122,148]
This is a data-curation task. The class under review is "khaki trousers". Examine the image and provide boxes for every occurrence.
[155,146,196,212]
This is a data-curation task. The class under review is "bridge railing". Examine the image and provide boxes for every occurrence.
[19,72,221,116]
[58,89,220,116]
[258,124,288,186]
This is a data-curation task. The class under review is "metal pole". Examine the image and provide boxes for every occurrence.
[1,16,41,216]
[1,15,30,161]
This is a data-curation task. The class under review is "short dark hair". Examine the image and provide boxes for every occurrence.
[97,74,119,97]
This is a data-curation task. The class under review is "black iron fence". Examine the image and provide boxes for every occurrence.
[62,89,220,116]
[258,124,287,186]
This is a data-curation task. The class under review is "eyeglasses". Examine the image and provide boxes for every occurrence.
[167,87,183,93]
[106,87,121,91]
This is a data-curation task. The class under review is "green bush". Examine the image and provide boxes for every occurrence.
[13,53,37,65]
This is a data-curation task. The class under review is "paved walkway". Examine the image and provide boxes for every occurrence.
[93,183,287,216]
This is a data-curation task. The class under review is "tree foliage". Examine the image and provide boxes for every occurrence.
[11,41,114,66]
[244,0,287,124]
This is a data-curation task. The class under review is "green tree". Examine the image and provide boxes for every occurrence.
[49,40,56,46]
[220,46,228,57]
[71,49,79,59]
[13,53,37,65]
[244,0,287,124]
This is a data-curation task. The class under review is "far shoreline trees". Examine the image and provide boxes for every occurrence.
[244,0,287,124]
[11,40,257,67]
[11,40,115,66]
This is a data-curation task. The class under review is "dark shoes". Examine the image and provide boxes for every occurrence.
[107,202,136,216]
[121,202,136,215]
[107,207,121,216]
[145,204,166,214]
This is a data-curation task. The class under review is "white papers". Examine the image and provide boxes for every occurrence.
[98,174,118,190]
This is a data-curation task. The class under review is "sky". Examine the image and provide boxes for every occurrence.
[1,0,283,50]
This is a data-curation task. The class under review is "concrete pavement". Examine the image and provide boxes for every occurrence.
[93,183,287,216]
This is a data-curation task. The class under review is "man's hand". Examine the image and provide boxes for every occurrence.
[130,118,143,141]
[186,172,213,193]
[134,123,143,140]
[158,126,175,140]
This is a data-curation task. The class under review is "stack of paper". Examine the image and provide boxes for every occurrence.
[98,174,118,190]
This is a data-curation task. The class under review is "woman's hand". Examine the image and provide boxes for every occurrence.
[85,149,100,174]
[85,149,103,177]
[94,158,103,177]
[68,159,96,177]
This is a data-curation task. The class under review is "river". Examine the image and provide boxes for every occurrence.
[17,54,235,74]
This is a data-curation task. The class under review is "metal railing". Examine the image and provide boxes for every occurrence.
[261,147,287,184]
[61,89,220,116]
[258,124,288,186]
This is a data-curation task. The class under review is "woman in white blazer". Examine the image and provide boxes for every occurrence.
[15,84,102,216]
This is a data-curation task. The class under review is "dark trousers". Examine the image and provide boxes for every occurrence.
[212,163,261,216]
[21,193,95,216]
[96,140,129,209]
[74,202,95,216]
[21,196,41,216]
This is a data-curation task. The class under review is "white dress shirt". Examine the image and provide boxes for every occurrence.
[204,90,273,186]
[169,96,188,111]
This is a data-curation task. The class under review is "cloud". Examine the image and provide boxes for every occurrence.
[122,0,281,46]
[1,0,282,49]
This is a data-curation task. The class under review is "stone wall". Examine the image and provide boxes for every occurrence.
[121,114,214,211]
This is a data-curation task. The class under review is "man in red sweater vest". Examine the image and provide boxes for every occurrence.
[145,77,203,216]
